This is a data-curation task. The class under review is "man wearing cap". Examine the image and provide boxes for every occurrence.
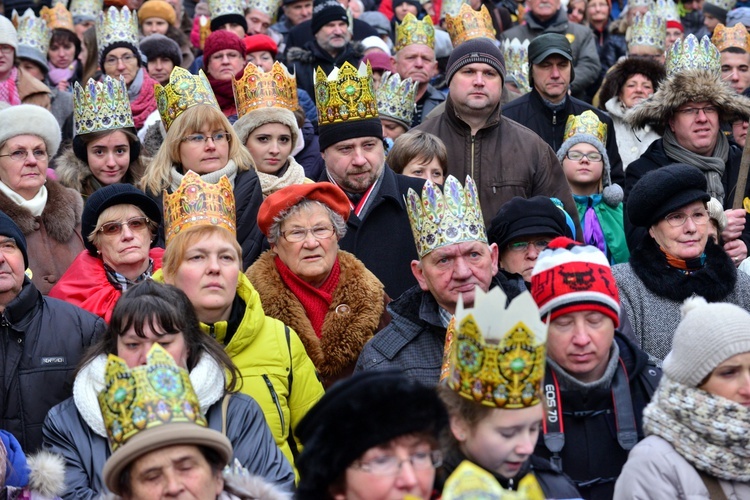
[0,212,106,453]
[501,0,600,99]
[415,37,580,231]
[530,236,660,500]
[503,34,625,187]
[285,0,380,54]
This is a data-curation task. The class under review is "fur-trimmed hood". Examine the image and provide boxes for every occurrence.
[233,107,300,149]
[598,57,667,112]
[55,147,147,198]
[627,70,750,134]
[0,180,82,243]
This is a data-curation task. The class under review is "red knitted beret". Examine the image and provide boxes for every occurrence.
[203,30,246,69]
[258,183,351,236]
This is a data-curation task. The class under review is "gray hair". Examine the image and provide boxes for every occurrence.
[267,199,347,244]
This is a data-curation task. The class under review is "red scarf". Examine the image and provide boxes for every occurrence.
[275,254,340,338]
[208,72,239,117]
[130,71,158,129]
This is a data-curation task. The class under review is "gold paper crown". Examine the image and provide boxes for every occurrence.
[563,110,607,145]
[502,37,530,94]
[447,287,548,409]
[209,0,244,20]
[314,61,379,126]
[155,67,220,130]
[406,175,486,258]
[712,23,750,53]
[163,171,237,245]
[376,72,417,127]
[69,0,103,22]
[666,34,721,76]
[97,343,205,452]
[233,61,299,118]
[40,1,74,31]
[394,13,435,52]
[12,9,51,59]
[96,6,139,57]
[627,12,666,51]
[445,4,495,47]
[245,0,282,20]
[74,76,134,136]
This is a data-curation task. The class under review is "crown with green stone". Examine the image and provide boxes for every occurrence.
[666,33,721,76]
[502,37,530,93]
[74,76,134,136]
[12,9,51,59]
[395,12,435,51]
[375,72,417,128]
[209,0,244,20]
[96,6,139,57]
[69,0,103,22]
[627,12,666,51]
[314,61,378,126]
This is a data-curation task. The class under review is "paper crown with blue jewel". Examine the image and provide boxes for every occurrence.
[208,0,244,20]
[666,34,721,76]
[155,67,220,130]
[96,6,139,57]
[712,23,750,53]
[40,0,74,31]
[314,61,379,126]
[233,61,299,118]
[654,0,679,21]
[503,37,530,93]
[406,175,485,258]
[395,12,435,51]
[74,76,134,136]
[12,9,51,61]
[98,343,205,452]
[446,287,548,409]
[445,4,495,47]
[375,72,417,129]
[69,0,103,23]
[627,12,666,51]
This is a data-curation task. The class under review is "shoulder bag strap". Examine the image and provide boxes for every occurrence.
[697,470,729,500]
[220,394,231,436]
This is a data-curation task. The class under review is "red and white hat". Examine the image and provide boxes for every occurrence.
[530,237,620,326]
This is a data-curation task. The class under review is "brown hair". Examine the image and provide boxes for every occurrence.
[387,131,448,175]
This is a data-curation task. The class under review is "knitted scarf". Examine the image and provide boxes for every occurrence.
[274,254,340,338]
[0,67,21,106]
[129,69,158,130]
[662,128,729,204]
[208,73,238,117]
[644,376,750,482]
[170,160,238,191]
[257,157,307,197]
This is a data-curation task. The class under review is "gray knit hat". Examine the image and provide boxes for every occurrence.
[445,37,505,84]
[664,296,750,387]
[0,16,18,50]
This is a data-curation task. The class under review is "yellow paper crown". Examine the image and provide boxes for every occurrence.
[97,344,205,452]
[163,171,236,245]
[563,110,607,145]
[447,287,548,409]
[406,175,485,258]
[233,61,299,118]
[395,13,435,52]
[712,23,750,53]
[445,4,496,47]
[74,76,134,136]
[155,67,220,131]
[40,1,74,31]
[314,61,379,126]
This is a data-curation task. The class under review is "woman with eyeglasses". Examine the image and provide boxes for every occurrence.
[0,104,84,295]
[246,183,389,388]
[612,163,750,362]
[558,111,628,265]
[49,184,163,322]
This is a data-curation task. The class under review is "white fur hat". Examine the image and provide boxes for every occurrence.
[0,16,18,50]
[0,105,61,157]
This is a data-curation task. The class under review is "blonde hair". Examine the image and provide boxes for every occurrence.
[162,225,243,278]
[139,105,254,194]
[88,205,157,249]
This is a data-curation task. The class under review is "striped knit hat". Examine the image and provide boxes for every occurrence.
[530,237,620,326]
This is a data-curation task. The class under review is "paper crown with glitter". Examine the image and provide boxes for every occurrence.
[406,175,485,258]
[314,61,379,126]
[96,6,139,57]
[163,171,236,245]
[70,0,103,23]
[233,61,299,118]
[208,0,244,20]
[375,72,417,128]
[74,76,134,136]
[440,0,470,19]
[627,12,666,51]
[445,4,495,47]
[245,0,282,20]
[705,0,736,11]
[394,13,435,52]
[563,110,607,145]
[503,38,530,93]
[40,0,74,31]
[155,67,220,130]
[629,0,654,7]
[712,23,750,53]
[446,287,548,409]
[97,344,205,452]
[13,9,51,58]
[654,0,679,21]
[666,34,721,76]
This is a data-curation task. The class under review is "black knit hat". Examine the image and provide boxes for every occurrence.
[445,37,506,84]
[210,13,248,33]
[0,211,28,268]
[81,184,162,255]
[627,163,711,227]
[319,118,383,150]
[139,33,183,68]
[489,196,572,250]
[295,371,448,499]
[312,0,349,34]
[100,41,143,72]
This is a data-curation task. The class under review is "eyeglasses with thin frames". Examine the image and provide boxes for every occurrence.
[663,210,709,227]
[281,225,335,243]
[351,450,443,476]
[181,132,231,145]
[0,149,48,162]
[0,45,14,55]
[98,217,150,236]
[675,106,719,117]
[565,151,603,162]
[104,53,137,67]
[508,239,551,252]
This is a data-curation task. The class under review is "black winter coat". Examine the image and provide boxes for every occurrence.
[286,41,365,98]
[0,280,105,452]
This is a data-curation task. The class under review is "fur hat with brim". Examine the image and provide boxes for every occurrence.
[233,107,300,151]
[556,133,623,207]
[627,70,750,134]
[0,104,61,157]
[597,57,666,111]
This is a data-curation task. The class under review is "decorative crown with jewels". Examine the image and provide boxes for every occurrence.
[96,6,139,57]
[314,61,379,126]
[245,0,282,20]
[711,23,750,53]
[97,344,205,452]
[629,0,654,7]
[706,0,736,11]
[375,72,417,128]
[155,67,220,131]
[394,12,435,51]
[163,171,237,245]
[563,110,607,145]
[503,37,530,93]
[13,9,51,58]
[446,287,548,409]
[208,0,244,20]
[69,0,103,22]
[440,0,470,19]
[74,76,134,136]
[654,0,679,21]
[233,61,299,118]
[40,0,74,31]
[406,175,486,258]
[627,12,666,51]
[666,34,721,75]
[445,4,496,46]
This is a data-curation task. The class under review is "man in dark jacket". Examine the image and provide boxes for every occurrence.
[0,213,106,452]
[502,34,625,186]
[530,237,661,500]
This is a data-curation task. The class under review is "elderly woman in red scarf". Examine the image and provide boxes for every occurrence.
[246,183,391,388]
[203,30,245,122]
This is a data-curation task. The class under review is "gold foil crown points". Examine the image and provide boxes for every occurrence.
[395,12,435,51]
[447,287,548,409]
[666,33,721,76]
[96,6,139,57]
[626,12,666,51]
[40,1,74,31]
[314,61,379,126]
[156,67,220,130]
[563,110,607,145]
[445,4,496,47]
[163,171,237,245]
[233,61,299,118]
[98,343,206,452]
[74,76,135,136]
[406,175,486,258]
[711,23,750,53]
[12,9,51,56]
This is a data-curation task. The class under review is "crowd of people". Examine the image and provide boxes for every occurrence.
[0,0,750,497]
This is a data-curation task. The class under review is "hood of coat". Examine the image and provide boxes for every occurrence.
[598,57,666,111]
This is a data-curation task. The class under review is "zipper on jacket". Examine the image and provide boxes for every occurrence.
[262,374,285,430]
[470,134,476,180]
[552,110,557,126]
